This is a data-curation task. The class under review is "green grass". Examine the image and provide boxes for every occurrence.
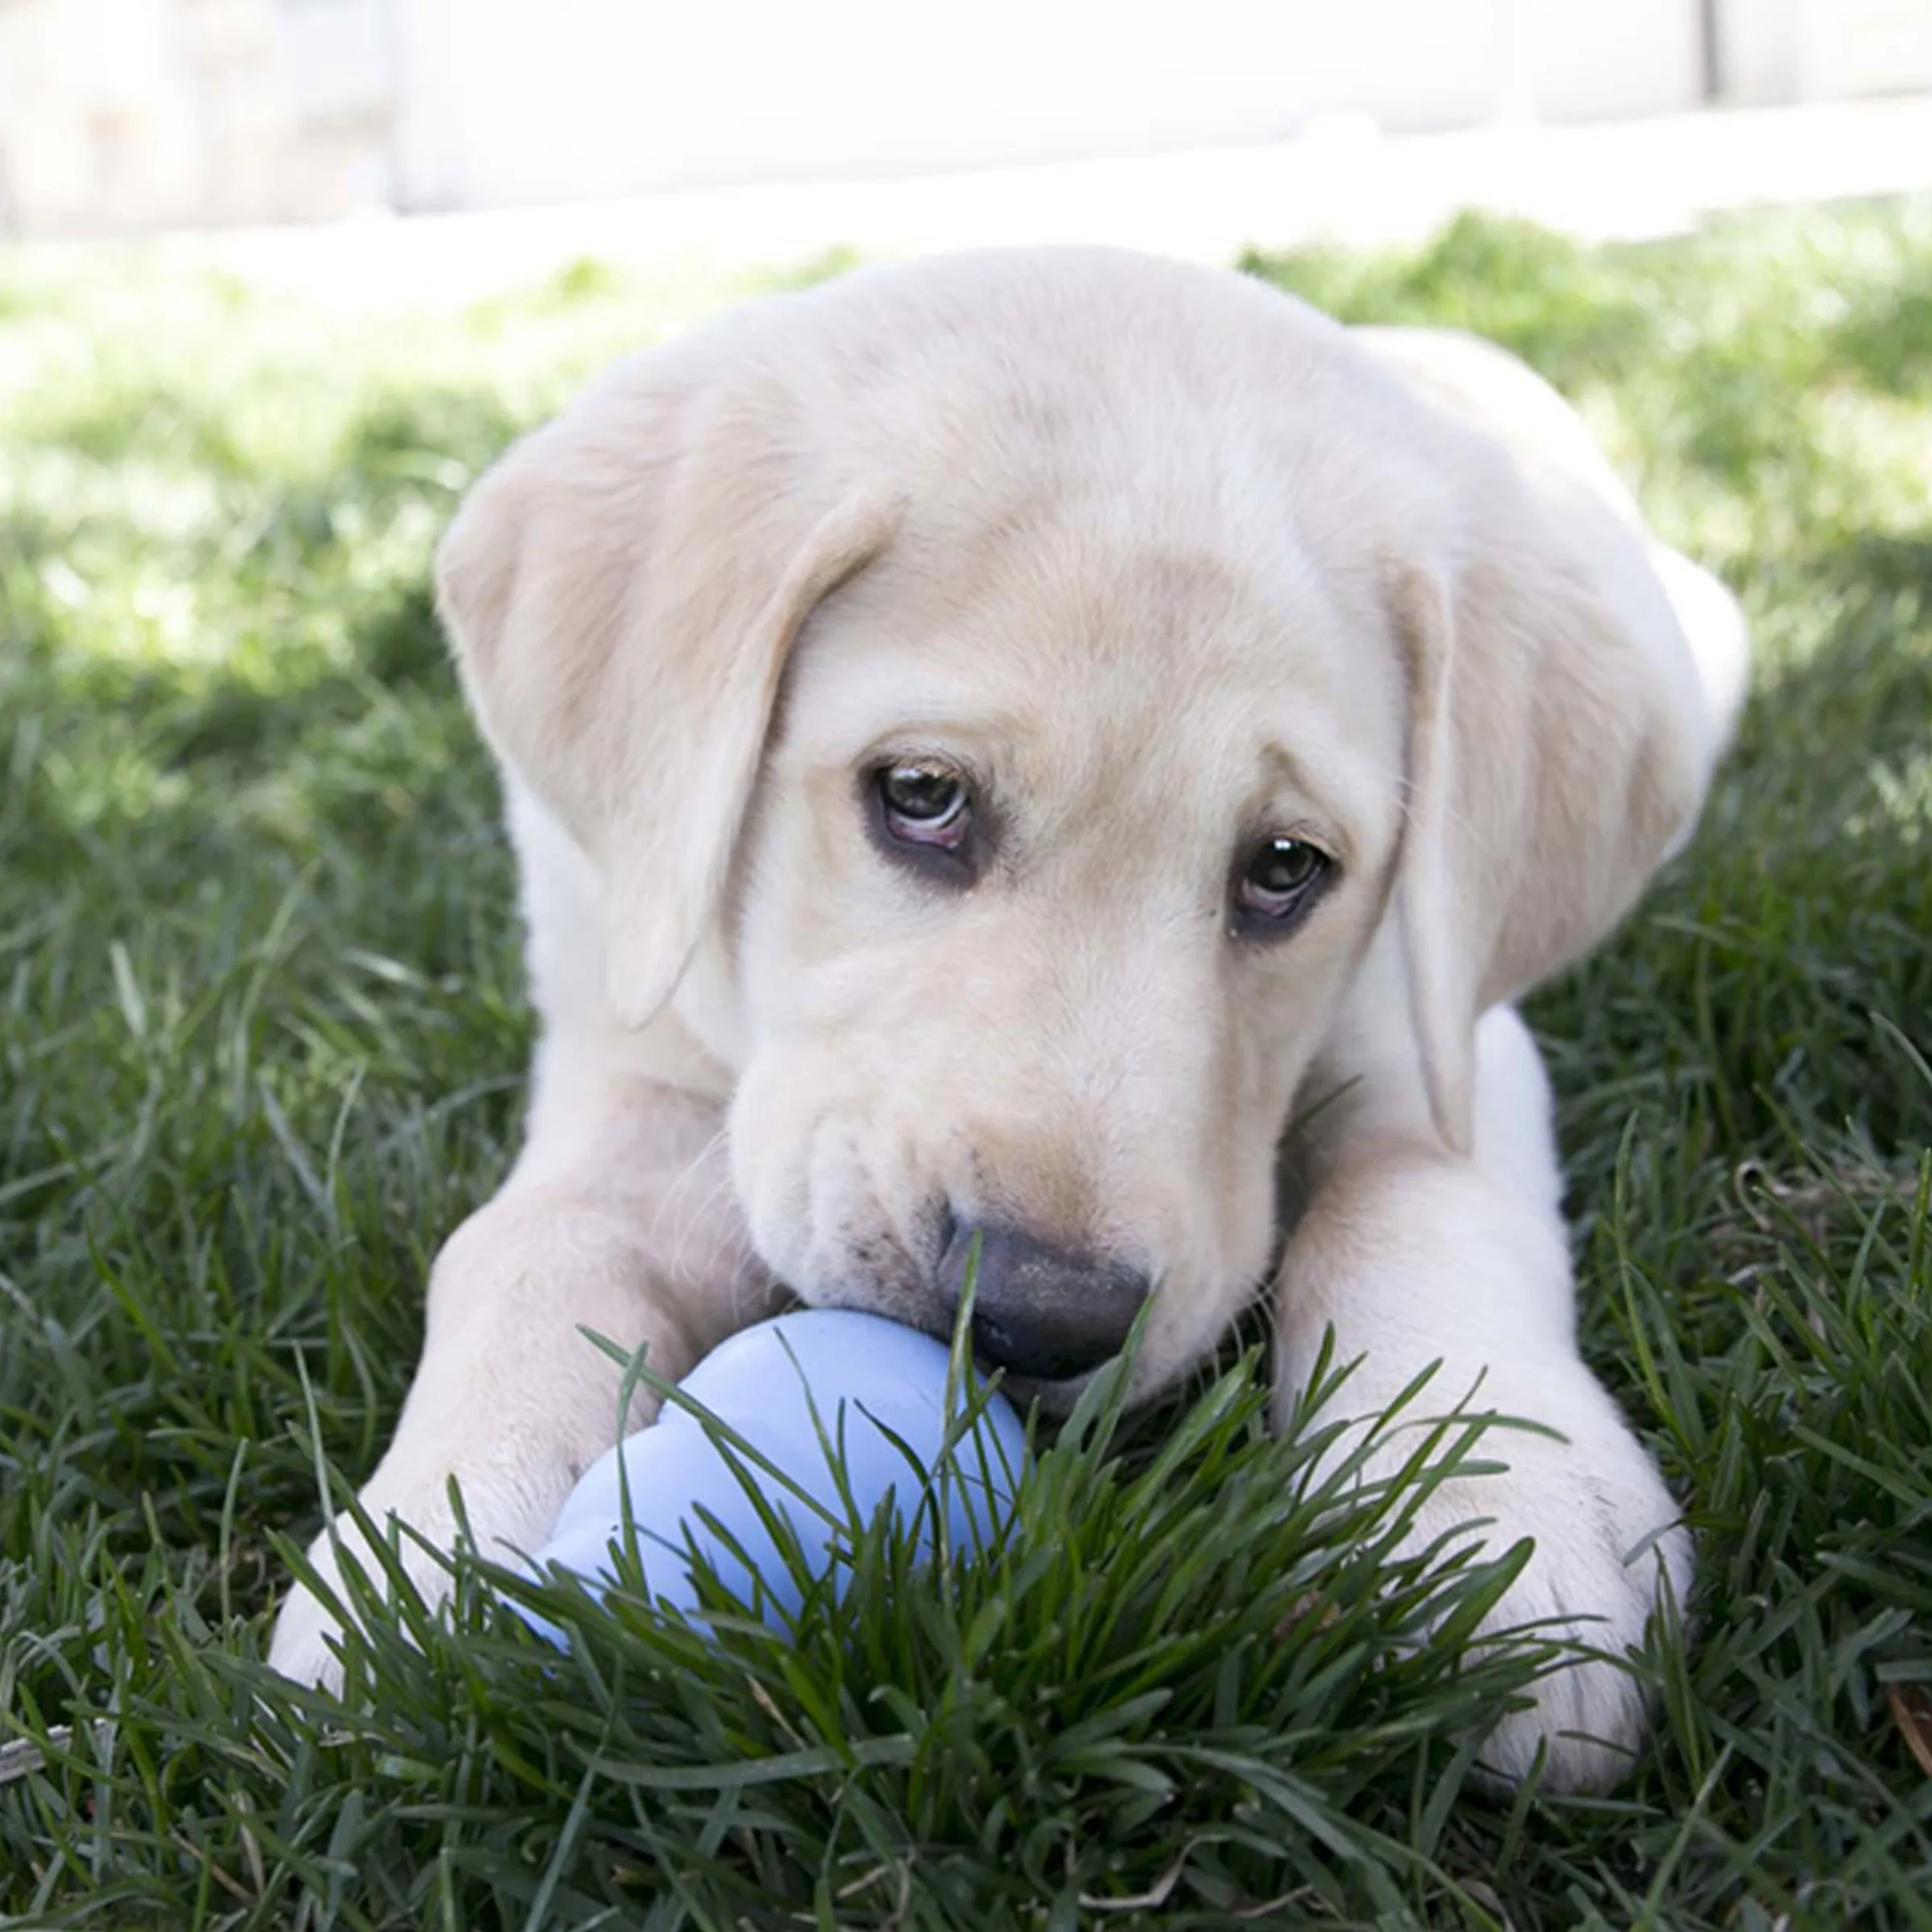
[2,205,1930,1927]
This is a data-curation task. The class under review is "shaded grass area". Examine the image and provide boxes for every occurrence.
[2,208,1930,1926]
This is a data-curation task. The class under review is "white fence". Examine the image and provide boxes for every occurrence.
[2,0,1930,237]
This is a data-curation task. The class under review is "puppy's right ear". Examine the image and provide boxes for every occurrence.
[436,345,899,1026]
[1386,516,1723,1158]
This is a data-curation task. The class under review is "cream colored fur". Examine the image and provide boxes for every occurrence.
[268,248,1748,1793]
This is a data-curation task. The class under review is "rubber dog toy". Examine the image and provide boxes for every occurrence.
[518,1307,1027,1636]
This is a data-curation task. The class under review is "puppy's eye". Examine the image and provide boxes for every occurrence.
[877,763,971,850]
[1233,836,1332,931]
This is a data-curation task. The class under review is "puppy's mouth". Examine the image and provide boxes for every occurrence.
[788,1241,1127,1406]
[972,1360,1108,1416]
[778,1181,1179,1403]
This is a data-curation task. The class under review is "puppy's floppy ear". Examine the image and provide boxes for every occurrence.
[1389,478,1719,1156]
[435,346,900,1026]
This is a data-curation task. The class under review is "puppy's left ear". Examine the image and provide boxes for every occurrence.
[1390,477,1732,1155]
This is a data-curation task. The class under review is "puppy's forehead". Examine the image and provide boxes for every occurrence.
[784,508,1406,858]
[758,254,1430,854]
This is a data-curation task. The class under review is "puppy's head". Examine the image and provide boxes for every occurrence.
[438,250,1713,1404]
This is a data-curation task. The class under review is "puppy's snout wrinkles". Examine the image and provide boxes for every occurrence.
[937,1218,1148,1380]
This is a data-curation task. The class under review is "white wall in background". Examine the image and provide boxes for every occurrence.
[0,0,204,230]
[386,0,1711,212]
[1,0,1926,234]
[1526,0,1702,121]
[1722,0,1932,101]
[1800,0,1932,95]
[277,0,393,126]
[0,0,389,233]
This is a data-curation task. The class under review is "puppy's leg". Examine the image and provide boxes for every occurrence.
[1274,1008,1690,1791]
[267,1065,771,1688]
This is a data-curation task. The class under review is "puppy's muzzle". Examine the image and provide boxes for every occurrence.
[936,1219,1148,1381]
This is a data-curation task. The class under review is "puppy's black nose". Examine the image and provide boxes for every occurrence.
[936,1219,1149,1381]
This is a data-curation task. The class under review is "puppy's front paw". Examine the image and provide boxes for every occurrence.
[266,1537,355,1692]
[266,1519,433,1692]
[266,1493,469,1692]
[1410,1411,1691,1792]
[266,1427,589,1689]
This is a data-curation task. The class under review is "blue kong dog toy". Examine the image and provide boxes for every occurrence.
[520,1308,1029,1636]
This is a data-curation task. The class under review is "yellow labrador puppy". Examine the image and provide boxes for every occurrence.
[270,248,1748,1790]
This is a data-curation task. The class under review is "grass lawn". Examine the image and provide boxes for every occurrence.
[2,205,1931,1929]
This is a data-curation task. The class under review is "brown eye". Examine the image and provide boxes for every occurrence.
[877,763,970,848]
[1234,836,1331,930]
